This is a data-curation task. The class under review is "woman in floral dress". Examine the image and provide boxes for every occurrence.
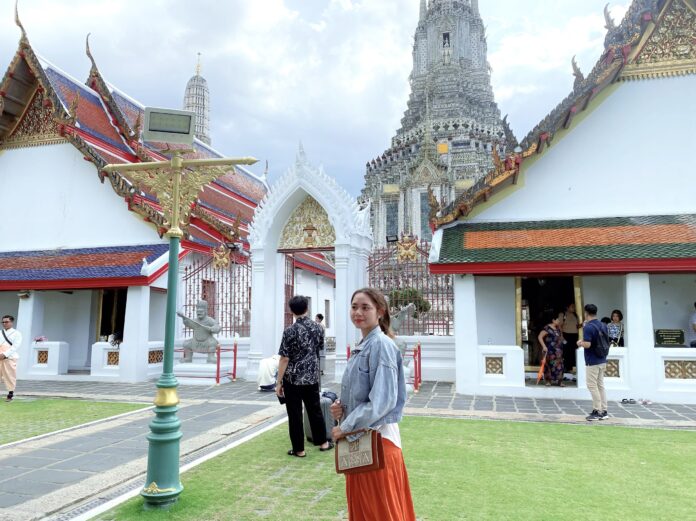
[538,311,565,386]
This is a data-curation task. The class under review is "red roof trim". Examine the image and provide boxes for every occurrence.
[294,260,336,279]
[429,258,696,276]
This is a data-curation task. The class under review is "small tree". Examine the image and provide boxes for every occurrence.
[388,288,431,316]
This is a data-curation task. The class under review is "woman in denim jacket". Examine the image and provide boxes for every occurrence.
[331,288,416,521]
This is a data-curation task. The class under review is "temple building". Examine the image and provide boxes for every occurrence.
[362,0,508,247]
[427,0,696,403]
[183,53,211,145]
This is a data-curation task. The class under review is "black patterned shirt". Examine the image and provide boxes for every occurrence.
[278,316,324,385]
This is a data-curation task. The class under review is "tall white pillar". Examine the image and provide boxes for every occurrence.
[625,273,657,399]
[333,244,351,383]
[454,274,479,394]
[246,248,267,380]
[120,285,150,383]
[16,291,45,379]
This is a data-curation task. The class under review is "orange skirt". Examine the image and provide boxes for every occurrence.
[345,439,416,521]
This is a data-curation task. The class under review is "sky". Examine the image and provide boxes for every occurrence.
[0,0,628,196]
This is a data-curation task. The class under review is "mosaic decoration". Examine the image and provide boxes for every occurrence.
[605,359,620,378]
[107,351,120,366]
[664,360,696,379]
[485,356,504,375]
[279,195,335,250]
[396,234,419,263]
[148,350,164,364]
[2,88,62,149]
[36,350,48,364]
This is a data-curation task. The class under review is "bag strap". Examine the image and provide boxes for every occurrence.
[1,329,11,346]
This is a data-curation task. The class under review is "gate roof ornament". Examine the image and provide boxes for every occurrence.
[249,144,372,249]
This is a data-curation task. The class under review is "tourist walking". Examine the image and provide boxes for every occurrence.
[577,304,609,421]
[330,288,416,521]
[276,296,332,457]
[562,302,580,371]
[607,309,624,347]
[538,310,565,386]
[0,315,21,402]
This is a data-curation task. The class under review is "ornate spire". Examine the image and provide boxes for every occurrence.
[14,0,27,42]
[604,3,616,31]
[571,55,585,90]
[183,53,211,145]
[86,33,98,74]
[419,0,427,22]
[471,0,479,16]
[196,52,201,76]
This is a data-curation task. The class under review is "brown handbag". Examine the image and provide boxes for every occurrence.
[335,429,385,474]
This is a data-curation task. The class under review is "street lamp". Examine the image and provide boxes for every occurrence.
[103,107,257,509]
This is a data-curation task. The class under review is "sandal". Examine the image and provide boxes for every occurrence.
[287,450,306,458]
[319,442,334,452]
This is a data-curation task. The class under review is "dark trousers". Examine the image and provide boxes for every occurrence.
[563,333,578,371]
[283,381,327,453]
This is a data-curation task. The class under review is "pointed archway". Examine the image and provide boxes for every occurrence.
[246,146,373,381]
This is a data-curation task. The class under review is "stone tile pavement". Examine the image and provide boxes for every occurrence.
[1,379,695,520]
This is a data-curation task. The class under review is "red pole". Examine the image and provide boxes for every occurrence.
[232,339,238,381]
[216,344,221,385]
[347,344,351,360]
[413,346,419,392]
[418,342,422,390]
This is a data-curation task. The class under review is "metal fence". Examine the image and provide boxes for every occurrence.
[368,237,453,336]
[182,252,252,337]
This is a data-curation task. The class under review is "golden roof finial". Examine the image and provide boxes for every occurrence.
[603,3,616,31]
[15,0,28,41]
[196,52,202,76]
[86,33,98,73]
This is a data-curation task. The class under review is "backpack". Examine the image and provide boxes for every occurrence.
[589,322,611,358]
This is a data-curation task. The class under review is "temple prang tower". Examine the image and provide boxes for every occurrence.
[362,0,508,247]
[183,53,211,145]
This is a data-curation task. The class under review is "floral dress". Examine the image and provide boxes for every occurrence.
[543,325,565,384]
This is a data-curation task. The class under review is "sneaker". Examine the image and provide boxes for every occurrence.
[586,409,601,421]
[598,410,608,420]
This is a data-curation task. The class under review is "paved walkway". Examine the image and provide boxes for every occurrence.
[2,379,695,520]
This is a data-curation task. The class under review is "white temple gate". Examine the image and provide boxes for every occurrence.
[246,146,373,382]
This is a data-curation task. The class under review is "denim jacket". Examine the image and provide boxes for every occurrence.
[340,326,406,439]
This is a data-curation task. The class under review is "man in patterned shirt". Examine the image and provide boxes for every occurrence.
[276,296,332,457]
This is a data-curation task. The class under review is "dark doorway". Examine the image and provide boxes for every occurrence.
[521,276,574,369]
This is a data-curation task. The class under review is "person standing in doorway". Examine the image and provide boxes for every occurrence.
[562,302,580,372]
[688,302,696,348]
[315,313,325,330]
[0,315,21,402]
[276,296,332,457]
[538,310,565,387]
[607,309,624,347]
[577,304,609,421]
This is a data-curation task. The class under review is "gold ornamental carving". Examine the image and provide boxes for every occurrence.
[485,356,504,375]
[622,0,696,80]
[395,234,419,263]
[279,196,335,250]
[1,88,63,149]
[212,244,231,269]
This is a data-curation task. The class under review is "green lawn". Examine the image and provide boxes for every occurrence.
[98,416,696,521]
[0,399,148,445]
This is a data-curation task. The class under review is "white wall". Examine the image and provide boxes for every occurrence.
[0,292,18,321]
[42,290,94,369]
[581,276,626,322]
[475,276,516,346]
[149,289,167,341]
[293,268,335,337]
[649,274,696,335]
[0,143,166,251]
[473,75,696,222]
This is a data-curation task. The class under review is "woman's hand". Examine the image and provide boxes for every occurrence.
[275,382,283,398]
[330,400,344,421]
[332,426,346,441]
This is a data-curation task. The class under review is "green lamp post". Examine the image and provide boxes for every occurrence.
[103,107,257,509]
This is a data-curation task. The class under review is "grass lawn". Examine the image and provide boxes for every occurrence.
[98,417,696,521]
[0,399,147,445]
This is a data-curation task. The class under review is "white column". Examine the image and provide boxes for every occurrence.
[16,291,45,379]
[246,248,267,380]
[120,285,150,383]
[625,273,657,399]
[333,244,351,383]
[454,274,479,394]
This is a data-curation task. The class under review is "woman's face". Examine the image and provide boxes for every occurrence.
[351,292,381,332]
[612,312,621,323]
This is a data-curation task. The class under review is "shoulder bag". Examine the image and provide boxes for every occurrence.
[335,428,385,474]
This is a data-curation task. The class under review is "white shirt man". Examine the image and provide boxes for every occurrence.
[0,315,22,402]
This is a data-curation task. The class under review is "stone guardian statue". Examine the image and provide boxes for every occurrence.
[177,300,221,363]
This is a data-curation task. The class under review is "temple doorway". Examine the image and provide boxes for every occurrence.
[520,276,575,377]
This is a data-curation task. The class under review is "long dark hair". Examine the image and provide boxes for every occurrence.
[351,287,395,338]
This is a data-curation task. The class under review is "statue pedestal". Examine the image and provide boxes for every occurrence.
[174,353,233,385]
